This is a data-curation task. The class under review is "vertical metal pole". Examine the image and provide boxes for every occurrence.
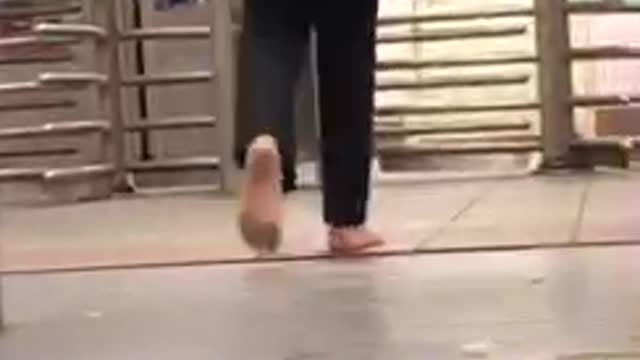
[294,36,318,163]
[95,0,117,186]
[534,0,576,168]
[211,0,238,193]
[105,0,130,191]
[309,29,322,187]
[76,0,102,123]
[64,0,114,198]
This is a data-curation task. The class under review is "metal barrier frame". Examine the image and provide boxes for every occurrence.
[535,0,575,167]
[374,3,539,170]
[0,0,239,198]
[210,0,236,193]
[106,0,236,193]
[0,3,638,186]
[0,0,115,201]
[375,0,640,169]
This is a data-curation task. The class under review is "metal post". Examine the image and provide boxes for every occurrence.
[37,0,114,201]
[295,35,319,163]
[309,29,322,186]
[211,0,238,193]
[534,0,576,168]
[78,0,112,192]
[105,0,130,191]
[76,0,102,122]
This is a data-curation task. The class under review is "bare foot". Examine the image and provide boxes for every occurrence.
[238,136,283,254]
[328,227,385,255]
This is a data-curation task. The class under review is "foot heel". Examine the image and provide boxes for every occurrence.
[239,213,281,253]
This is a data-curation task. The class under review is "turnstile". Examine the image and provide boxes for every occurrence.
[1,0,639,204]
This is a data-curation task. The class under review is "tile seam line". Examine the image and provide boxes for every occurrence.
[415,180,501,249]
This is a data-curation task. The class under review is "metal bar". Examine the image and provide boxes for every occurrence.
[572,137,633,148]
[572,45,640,60]
[211,0,238,193]
[375,102,540,116]
[0,81,40,94]
[376,73,530,91]
[105,0,128,191]
[375,120,532,137]
[0,100,76,112]
[378,141,541,156]
[567,1,640,14]
[128,0,152,161]
[121,26,210,40]
[121,71,214,87]
[377,24,528,44]
[33,23,106,38]
[377,6,534,25]
[38,72,107,87]
[0,148,77,158]
[74,0,114,199]
[376,55,537,70]
[126,157,220,172]
[0,36,80,48]
[572,94,640,107]
[534,0,575,167]
[75,0,110,186]
[0,53,73,66]
[309,29,322,183]
[0,3,82,19]
[0,168,43,182]
[43,164,114,182]
[428,133,540,144]
[0,121,110,139]
[125,116,216,132]
[386,132,540,143]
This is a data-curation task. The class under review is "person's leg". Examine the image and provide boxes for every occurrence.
[234,0,308,252]
[234,0,307,193]
[314,0,384,252]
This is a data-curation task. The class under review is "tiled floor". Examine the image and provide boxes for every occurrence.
[0,172,639,359]
[1,172,639,272]
[1,247,639,359]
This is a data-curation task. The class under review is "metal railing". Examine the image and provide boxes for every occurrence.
[536,0,640,168]
[103,0,237,192]
[0,0,238,202]
[375,0,640,168]
[375,3,539,164]
[0,1,113,202]
[1,0,639,201]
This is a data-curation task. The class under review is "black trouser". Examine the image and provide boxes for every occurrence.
[234,0,378,227]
